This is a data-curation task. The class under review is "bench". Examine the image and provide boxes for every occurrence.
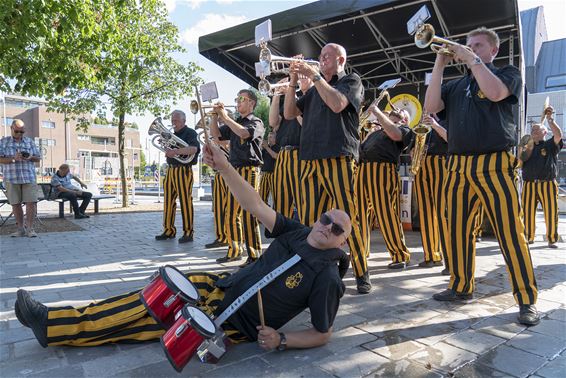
[39,183,115,218]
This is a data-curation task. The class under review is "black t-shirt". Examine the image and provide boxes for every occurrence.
[261,144,280,172]
[522,138,564,181]
[219,114,264,168]
[214,213,348,341]
[440,64,522,155]
[166,126,200,166]
[359,126,412,164]
[409,129,448,156]
[276,101,301,147]
[297,73,363,160]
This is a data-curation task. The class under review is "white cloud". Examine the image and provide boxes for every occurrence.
[180,13,248,45]
[188,0,205,9]
[163,0,177,12]
[216,0,234,4]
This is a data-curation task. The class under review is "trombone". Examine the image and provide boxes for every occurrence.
[359,88,400,127]
[414,23,464,57]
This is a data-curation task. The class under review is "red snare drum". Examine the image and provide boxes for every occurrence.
[140,265,199,328]
[161,305,217,372]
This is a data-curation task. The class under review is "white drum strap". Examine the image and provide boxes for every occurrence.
[214,254,301,326]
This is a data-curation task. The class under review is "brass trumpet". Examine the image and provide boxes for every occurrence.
[414,23,462,57]
[189,100,235,116]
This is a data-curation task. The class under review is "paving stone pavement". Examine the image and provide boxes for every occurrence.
[0,202,565,378]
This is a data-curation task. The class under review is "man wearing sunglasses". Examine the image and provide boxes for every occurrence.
[0,119,42,237]
[210,90,264,266]
[15,142,350,355]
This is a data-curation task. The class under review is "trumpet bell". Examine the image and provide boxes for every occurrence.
[414,23,435,49]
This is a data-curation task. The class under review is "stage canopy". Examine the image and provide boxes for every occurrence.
[199,0,521,99]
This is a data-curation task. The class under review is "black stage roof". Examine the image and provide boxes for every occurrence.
[199,0,521,99]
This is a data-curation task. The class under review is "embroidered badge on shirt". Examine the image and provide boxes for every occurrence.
[477,90,486,99]
[541,148,547,157]
[285,272,303,289]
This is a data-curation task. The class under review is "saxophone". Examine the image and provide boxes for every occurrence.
[409,112,432,176]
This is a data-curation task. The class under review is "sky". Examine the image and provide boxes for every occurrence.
[133,0,566,162]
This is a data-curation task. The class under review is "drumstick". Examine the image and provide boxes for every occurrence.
[257,289,265,328]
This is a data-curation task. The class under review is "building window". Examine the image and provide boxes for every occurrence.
[91,136,116,145]
[44,139,56,146]
[78,134,90,141]
[545,74,566,89]
[42,120,56,129]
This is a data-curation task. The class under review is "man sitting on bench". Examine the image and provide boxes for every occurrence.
[50,164,92,219]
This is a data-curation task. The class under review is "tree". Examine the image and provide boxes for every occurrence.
[0,0,115,95]
[47,0,202,207]
[249,88,271,138]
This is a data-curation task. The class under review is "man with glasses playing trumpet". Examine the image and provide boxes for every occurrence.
[424,26,540,326]
[210,89,264,265]
[155,110,200,244]
[284,43,368,294]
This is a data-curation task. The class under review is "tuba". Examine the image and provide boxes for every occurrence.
[409,112,432,176]
[148,117,194,164]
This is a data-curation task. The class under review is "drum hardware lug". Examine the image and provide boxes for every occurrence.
[175,322,187,338]
[164,292,180,308]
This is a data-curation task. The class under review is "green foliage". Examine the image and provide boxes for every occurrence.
[249,87,271,139]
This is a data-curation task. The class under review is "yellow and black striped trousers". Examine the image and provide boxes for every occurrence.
[224,166,262,259]
[162,165,194,237]
[45,272,248,346]
[444,151,538,305]
[258,172,273,205]
[272,149,301,218]
[299,157,366,277]
[212,173,228,243]
[522,180,559,244]
[414,155,446,263]
[474,205,484,239]
[357,161,411,264]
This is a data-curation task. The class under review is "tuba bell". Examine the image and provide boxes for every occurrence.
[148,117,194,164]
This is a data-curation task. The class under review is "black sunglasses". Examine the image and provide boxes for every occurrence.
[13,130,25,134]
[319,213,345,236]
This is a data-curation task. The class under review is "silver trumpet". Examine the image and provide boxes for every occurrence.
[259,46,320,75]
[148,117,194,164]
[258,80,295,96]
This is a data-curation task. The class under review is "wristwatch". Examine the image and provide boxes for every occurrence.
[469,56,482,66]
[312,74,322,83]
[277,332,287,351]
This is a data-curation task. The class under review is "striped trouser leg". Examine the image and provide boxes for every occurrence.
[224,171,244,258]
[414,156,444,263]
[367,162,411,263]
[356,163,371,261]
[162,167,178,236]
[258,172,273,205]
[446,153,538,305]
[173,166,194,237]
[239,167,262,259]
[298,160,330,226]
[272,150,300,218]
[521,181,538,243]
[213,173,228,243]
[46,272,247,347]
[437,159,451,270]
[318,157,366,277]
[473,205,484,239]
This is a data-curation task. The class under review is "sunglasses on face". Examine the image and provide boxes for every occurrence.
[319,213,345,236]
[13,130,25,134]
[234,96,250,103]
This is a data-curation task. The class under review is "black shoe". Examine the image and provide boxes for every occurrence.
[14,300,29,328]
[216,255,242,264]
[528,240,534,245]
[205,240,228,249]
[356,273,372,294]
[432,289,473,302]
[79,212,90,218]
[16,290,48,347]
[178,235,193,243]
[155,233,175,241]
[441,268,451,276]
[238,257,256,268]
[418,260,443,268]
[388,261,409,270]
[518,304,540,326]
[74,213,88,219]
[548,242,558,249]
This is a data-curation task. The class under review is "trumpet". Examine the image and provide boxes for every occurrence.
[189,100,235,116]
[259,46,320,74]
[414,23,463,57]
[148,117,194,164]
[258,80,295,96]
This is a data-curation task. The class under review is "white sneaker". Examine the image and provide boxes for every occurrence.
[26,229,38,238]
[11,229,26,237]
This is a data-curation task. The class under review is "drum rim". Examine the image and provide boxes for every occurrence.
[160,265,199,302]
[181,305,217,338]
